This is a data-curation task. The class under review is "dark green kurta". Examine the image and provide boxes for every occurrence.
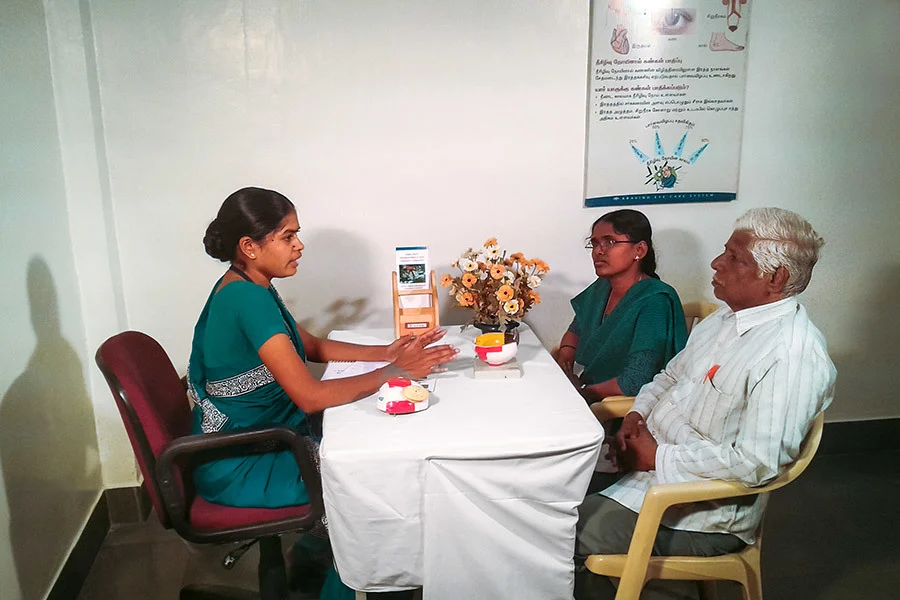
[571,278,687,395]
[187,279,312,508]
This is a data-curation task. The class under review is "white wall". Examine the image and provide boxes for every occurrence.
[0,1,105,598]
[17,0,899,522]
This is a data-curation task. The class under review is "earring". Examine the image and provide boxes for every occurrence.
[634,256,639,261]
[250,254,256,259]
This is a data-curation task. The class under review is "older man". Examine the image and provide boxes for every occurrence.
[575,208,837,600]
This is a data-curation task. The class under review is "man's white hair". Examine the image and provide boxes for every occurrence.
[734,207,824,297]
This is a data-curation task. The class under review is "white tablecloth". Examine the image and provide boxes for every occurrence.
[320,325,603,600]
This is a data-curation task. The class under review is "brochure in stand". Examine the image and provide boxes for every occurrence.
[392,269,440,338]
[393,246,439,338]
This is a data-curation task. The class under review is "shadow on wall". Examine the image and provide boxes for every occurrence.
[287,229,377,337]
[830,262,900,420]
[653,228,709,304]
[0,257,103,600]
[524,269,582,348]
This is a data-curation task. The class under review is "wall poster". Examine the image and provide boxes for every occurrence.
[584,0,751,207]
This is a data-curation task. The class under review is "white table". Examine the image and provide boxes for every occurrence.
[320,325,603,600]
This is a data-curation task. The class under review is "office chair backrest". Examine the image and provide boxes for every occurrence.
[96,331,193,528]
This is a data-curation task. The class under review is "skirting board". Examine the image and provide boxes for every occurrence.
[46,494,109,600]
[47,485,150,600]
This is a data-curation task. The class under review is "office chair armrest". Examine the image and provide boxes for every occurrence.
[155,425,323,531]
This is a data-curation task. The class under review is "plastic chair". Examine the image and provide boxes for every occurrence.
[682,301,718,336]
[96,331,324,600]
[586,399,826,600]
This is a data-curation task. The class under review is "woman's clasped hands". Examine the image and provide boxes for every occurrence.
[386,328,459,379]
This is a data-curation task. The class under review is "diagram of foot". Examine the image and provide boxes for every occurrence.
[611,26,630,55]
[709,32,744,52]
[722,0,748,32]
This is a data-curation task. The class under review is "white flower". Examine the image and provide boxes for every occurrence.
[451,259,459,268]
[503,271,516,282]
[504,299,520,315]
[527,275,541,289]
[460,258,478,272]
[485,246,502,260]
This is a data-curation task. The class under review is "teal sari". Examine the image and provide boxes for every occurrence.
[571,278,687,395]
[188,276,358,599]
[187,278,313,508]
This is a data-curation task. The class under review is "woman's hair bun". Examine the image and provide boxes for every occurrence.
[202,187,296,263]
[203,220,229,261]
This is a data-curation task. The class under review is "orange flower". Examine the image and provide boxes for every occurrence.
[462,273,478,288]
[530,291,541,304]
[496,284,514,302]
[489,264,506,280]
[484,237,498,247]
[477,261,487,271]
[460,292,475,306]
[440,274,453,287]
[509,252,525,262]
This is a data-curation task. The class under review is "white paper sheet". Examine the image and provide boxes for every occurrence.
[321,360,437,391]
[321,361,388,381]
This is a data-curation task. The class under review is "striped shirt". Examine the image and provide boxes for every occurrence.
[601,297,836,544]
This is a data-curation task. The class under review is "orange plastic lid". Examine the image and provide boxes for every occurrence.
[475,332,505,347]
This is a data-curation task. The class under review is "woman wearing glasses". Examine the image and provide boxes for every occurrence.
[556,210,687,402]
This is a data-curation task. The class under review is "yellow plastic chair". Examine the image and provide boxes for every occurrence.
[587,399,826,600]
[682,301,718,335]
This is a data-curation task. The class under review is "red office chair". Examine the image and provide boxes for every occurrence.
[96,331,325,600]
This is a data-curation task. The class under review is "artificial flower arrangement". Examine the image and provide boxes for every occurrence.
[440,238,549,330]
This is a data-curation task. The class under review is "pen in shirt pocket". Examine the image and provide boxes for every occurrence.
[703,364,720,384]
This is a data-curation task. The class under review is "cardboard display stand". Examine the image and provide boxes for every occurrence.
[392,270,440,338]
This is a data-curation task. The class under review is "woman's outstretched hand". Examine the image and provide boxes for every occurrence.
[384,328,447,362]
[387,328,458,379]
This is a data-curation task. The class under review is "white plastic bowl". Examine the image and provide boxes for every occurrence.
[475,341,518,365]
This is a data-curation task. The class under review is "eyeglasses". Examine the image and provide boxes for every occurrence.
[585,238,637,251]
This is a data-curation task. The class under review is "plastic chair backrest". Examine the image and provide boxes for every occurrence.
[683,301,718,334]
[95,331,193,528]
[756,411,824,493]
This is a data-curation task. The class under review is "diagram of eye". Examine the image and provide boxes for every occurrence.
[651,8,697,36]
[601,1,749,55]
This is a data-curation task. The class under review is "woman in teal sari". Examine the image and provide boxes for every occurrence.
[556,210,687,403]
[188,187,458,599]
